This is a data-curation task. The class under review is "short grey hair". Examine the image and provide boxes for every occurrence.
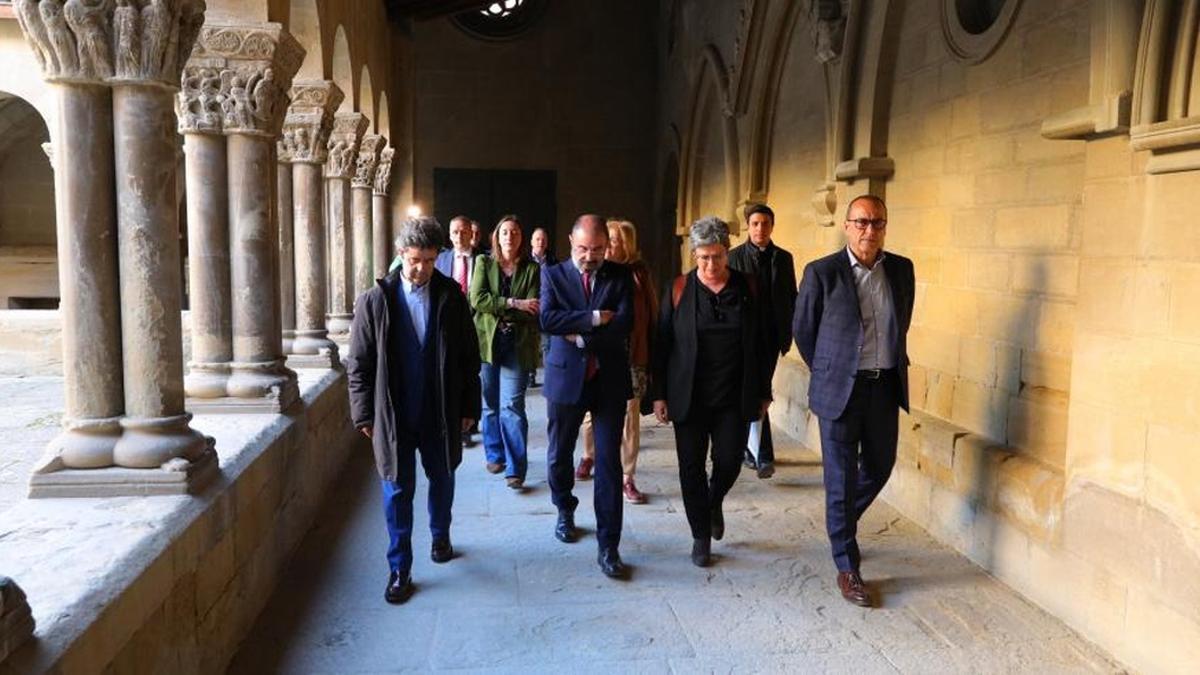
[394,215,445,252]
[689,216,731,251]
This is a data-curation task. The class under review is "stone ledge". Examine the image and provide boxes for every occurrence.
[0,368,364,674]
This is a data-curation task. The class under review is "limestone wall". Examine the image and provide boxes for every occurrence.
[659,0,1200,672]
[0,370,364,674]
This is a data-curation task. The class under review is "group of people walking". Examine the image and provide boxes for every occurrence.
[347,194,914,611]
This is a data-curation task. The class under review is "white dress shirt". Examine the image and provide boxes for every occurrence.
[847,247,897,370]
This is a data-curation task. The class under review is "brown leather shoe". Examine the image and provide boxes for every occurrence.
[623,477,646,504]
[837,571,872,607]
[575,457,593,480]
[485,462,505,474]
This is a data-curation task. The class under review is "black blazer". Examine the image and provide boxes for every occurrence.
[728,240,798,356]
[793,249,914,419]
[650,269,771,423]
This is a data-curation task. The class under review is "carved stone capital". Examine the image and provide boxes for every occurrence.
[14,0,117,84]
[109,0,206,88]
[278,80,343,164]
[325,112,367,180]
[352,134,384,189]
[373,146,394,196]
[178,22,305,137]
[0,576,35,663]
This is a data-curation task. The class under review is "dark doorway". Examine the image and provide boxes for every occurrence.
[433,168,557,251]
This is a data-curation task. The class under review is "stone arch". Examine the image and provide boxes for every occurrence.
[359,65,375,123]
[745,0,807,203]
[679,44,741,232]
[0,92,57,307]
[288,0,325,79]
[331,25,354,112]
[377,91,390,137]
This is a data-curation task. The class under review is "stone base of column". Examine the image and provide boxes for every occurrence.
[185,362,233,399]
[29,435,218,498]
[327,313,352,336]
[282,329,296,354]
[286,351,340,370]
[0,577,34,663]
[45,416,123,470]
[188,360,300,414]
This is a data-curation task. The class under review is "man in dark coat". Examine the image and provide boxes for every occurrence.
[727,203,798,479]
[347,215,482,605]
[540,214,633,579]
[793,194,914,608]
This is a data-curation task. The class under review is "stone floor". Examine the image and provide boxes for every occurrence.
[229,390,1122,674]
[0,376,61,514]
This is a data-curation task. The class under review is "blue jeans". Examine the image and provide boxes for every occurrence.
[480,333,530,480]
[380,434,455,574]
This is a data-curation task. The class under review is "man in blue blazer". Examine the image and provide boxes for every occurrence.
[435,215,481,448]
[540,214,634,579]
[793,194,915,608]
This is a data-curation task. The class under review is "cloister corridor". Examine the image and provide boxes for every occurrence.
[228,388,1119,674]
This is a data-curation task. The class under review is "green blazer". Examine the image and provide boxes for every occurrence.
[469,255,541,369]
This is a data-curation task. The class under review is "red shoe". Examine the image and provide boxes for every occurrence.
[623,477,646,504]
[575,457,593,480]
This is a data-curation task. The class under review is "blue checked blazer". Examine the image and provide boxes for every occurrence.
[793,249,915,419]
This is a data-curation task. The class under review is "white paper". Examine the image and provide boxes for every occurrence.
[747,419,763,463]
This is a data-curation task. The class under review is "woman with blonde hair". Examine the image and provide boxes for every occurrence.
[470,215,541,489]
[577,218,658,504]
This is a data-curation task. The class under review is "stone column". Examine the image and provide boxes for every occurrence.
[324,112,367,339]
[372,145,394,278]
[352,134,382,294]
[281,80,343,368]
[0,577,34,664]
[18,0,216,496]
[178,65,231,400]
[14,0,124,471]
[197,23,303,411]
[278,153,295,354]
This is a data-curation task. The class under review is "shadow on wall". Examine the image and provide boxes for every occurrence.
[969,259,1047,571]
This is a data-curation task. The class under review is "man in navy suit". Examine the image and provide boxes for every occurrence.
[540,214,634,579]
[436,215,481,448]
[793,194,915,608]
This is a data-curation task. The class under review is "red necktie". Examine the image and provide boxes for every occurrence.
[456,256,469,295]
[582,271,598,380]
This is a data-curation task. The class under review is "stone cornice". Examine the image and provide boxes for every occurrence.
[352,134,384,189]
[278,80,343,164]
[178,22,305,137]
[324,112,367,180]
[373,146,394,196]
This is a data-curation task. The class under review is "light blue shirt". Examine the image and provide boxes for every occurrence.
[847,247,897,370]
[401,276,429,348]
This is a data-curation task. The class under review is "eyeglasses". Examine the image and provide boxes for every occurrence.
[847,218,887,231]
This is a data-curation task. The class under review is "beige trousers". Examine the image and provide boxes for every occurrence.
[582,397,642,477]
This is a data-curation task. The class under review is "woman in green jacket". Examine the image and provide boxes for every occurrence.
[469,215,541,489]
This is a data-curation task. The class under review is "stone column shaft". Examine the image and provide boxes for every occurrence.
[182,132,232,399]
[278,159,296,352]
[50,84,125,466]
[111,83,207,468]
[351,134,382,294]
[323,111,367,338]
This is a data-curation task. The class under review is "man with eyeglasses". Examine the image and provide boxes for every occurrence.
[793,194,915,608]
[728,203,798,479]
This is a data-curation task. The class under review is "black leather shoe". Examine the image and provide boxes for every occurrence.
[385,570,413,604]
[555,511,577,543]
[431,537,453,563]
[711,503,725,541]
[598,547,628,579]
[691,538,712,567]
[756,461,776,480]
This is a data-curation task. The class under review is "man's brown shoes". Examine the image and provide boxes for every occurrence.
[837,570,872,607]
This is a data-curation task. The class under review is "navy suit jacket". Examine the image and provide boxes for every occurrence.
[539,259,633,406]
[793,249,915,420]
[434,249,458,279]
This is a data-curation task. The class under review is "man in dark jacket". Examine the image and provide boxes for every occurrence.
[728,203,798,479]
[793,194,914,608]
[347,215,482,605]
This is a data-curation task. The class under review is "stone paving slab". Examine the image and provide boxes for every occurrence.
[229,392,1124,674]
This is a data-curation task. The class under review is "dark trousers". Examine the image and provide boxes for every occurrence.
[381,431,455,574]
[818,370,899,572]
[547,377,626,549]
[674,405,747,540]
[753,353,781,465]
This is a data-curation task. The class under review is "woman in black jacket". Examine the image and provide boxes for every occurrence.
[651,216,772,567]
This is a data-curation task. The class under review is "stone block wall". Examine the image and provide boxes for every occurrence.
[0,371,364,674]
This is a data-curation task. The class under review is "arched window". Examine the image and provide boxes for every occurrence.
[941,0,1022,64]
[453,0,547,41]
